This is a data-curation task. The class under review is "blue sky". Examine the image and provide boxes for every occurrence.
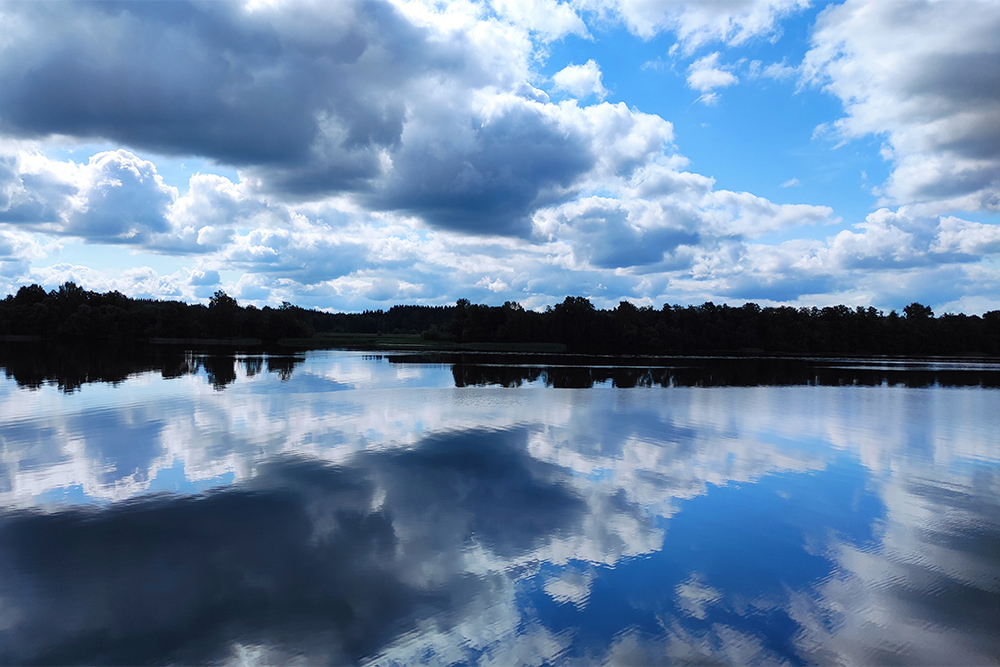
[0,0,998,313]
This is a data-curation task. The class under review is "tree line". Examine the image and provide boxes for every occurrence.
[1,282,998,356]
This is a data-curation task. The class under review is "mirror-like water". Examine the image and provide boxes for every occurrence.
[1,347,998,665]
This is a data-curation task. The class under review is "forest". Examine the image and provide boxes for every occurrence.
[1,282,998,356]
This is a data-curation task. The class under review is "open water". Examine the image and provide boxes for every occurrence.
[0,347,998,665]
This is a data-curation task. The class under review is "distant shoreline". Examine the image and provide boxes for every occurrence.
[2,282,999,358]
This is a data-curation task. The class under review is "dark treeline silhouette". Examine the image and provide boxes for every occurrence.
[5,343,997,395]
[2,283,999,356]
[0,283,311,343]
[447,358,1000,389]
[440,297,1000,356]
[0,343,305,393]
[0,282,456,343]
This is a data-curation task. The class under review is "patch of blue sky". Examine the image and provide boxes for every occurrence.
[46,238,193,277]
[541,7,890,230]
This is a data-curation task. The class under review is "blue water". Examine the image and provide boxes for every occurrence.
[0,349,998,665]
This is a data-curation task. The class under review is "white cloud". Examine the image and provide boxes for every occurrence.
[781,178,800,187]
[802,0,1000,212]
[24,263,188,301]
[0,148,240,254]
[475,276,510,292]
[688,207,1000,307]
[5,140,1000,314]
[552,60,608,100]
[490,0,589,41]
[67,151,177,244]
[686,52,738,103]
[0,0,998,314]
[930,216,1000,256]
[749,59,798,81]
[580,0,810,48]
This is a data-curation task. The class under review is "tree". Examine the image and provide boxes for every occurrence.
[14,284,48,305]
[209,290,238,310]
[903,302,934,319]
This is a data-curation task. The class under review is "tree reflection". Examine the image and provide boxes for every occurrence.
[443,357,1000,389]
[0,343,305,392]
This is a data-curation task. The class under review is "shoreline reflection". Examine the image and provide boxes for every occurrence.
[3,344,999,392]
[0,350,997,664]
[0,343,305,392]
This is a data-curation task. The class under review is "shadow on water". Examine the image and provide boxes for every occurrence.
[0,343,306,393]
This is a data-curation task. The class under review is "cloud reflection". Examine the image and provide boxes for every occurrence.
[0,428,637,665]
[0,351,998,664]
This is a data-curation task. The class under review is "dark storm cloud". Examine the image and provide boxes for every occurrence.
[0,0,611,235]
[0,427,642,665]
[721,273,836,303]
[563,204,700,269]
[377,102,595,237]
[0,1,404,171]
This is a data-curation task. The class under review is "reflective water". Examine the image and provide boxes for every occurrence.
[1,347,999,665]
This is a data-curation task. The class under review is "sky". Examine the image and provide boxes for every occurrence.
[0,0,998,314]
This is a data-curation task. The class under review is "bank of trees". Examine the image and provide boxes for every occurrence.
[439,297,1000,356]
[1,283,998,356]
[0,283,310,343]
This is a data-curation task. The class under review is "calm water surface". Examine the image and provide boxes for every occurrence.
[1,348,998,665]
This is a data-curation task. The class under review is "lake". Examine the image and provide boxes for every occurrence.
[1,347,998,665]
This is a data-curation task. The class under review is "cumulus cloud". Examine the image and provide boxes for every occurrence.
[552,60,608,100]
[223,227,370,284]
[686,52,738,103]
[490,0,589,41]
[0,152,73,225]
[190,269,221,287]
[534,197,699,270]
[0,1,669,238]
[0,228,42,286]
[931,216,1000,256]
[0,148,246,253]
[802,0,1000,213]
[693,207,1000,305]
[6,138,998,313]
[67,151,176,244]
[22,263,188,301]
[580,0,810,47]
[0,0,998,313]
[0,2,413,178]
